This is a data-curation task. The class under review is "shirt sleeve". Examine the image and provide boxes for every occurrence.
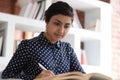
[67,43,86,74]
[1,40,37,80]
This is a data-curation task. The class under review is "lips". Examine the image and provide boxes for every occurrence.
[55,33,62,38]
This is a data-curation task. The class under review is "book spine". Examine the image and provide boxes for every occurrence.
[0,28,5,56]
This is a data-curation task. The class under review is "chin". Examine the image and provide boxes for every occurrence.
[53,36,63,41]
[55,38,61,41]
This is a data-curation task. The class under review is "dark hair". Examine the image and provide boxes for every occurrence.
[45,1,73,23]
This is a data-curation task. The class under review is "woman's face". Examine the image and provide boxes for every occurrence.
[45,14,72,43]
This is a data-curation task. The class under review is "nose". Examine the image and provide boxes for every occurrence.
[59,26,64,33]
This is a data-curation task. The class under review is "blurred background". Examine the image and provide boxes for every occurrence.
[0,0,120,79]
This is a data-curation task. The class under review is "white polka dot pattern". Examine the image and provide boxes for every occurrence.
[1,32,85,80]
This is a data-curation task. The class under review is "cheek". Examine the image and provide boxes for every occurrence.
[65,29,69,33]
[46,24,53,31]
[47,23,56,31]
[63,29,69,35]
[46,26,57,34]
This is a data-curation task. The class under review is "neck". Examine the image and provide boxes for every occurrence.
[43,32,57,44]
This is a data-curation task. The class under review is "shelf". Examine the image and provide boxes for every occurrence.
[69,28,101,41]
[0,12,46,32]
[54,0,111,11]
[0,0,112,75]
[15,21,45,32]
[80,29,101,41]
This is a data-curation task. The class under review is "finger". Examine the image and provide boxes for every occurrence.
[49,70,55,76]
[45,70,55,76]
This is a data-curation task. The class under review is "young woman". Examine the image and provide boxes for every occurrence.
[1,1,85,80]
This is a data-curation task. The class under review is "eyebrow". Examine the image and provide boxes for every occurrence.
[55,19,71,25]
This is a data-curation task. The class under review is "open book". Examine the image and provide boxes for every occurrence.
[34,71,112,80]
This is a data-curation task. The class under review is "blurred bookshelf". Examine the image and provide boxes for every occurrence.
[0,0,112,76]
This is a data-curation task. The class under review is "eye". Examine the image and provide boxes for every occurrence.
[54,22,61,26]
[64,25,70,29]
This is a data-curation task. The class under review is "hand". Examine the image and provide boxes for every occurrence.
[35,70,55,78]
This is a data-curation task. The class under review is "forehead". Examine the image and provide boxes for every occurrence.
[50,14,72,24]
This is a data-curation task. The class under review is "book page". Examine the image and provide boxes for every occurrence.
[34,72,112,80]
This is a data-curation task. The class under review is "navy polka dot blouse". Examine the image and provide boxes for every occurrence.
[1,32,85,80]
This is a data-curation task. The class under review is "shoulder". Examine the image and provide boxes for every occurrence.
[60,41,73,50]
[20,36,39,46]
[60,41,70,47]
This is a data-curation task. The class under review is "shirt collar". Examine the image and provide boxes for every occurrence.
[39,32,61,49]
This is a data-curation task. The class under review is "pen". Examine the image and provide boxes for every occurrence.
[38,63,47,70]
